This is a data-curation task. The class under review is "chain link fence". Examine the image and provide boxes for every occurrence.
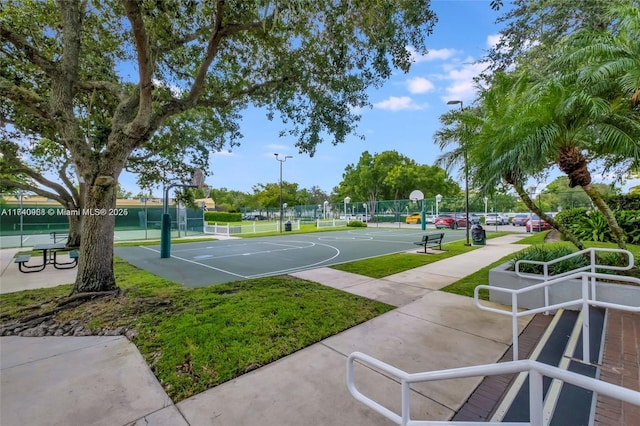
[0,198,204,248]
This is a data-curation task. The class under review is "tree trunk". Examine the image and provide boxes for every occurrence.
[66,214,81,248]
[512,183,585,250]
[72,177,118,294]
[582,184,627,250]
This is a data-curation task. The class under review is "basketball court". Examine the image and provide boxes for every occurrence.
[114,228,466,287]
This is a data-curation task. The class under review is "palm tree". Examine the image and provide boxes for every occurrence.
[561,1,640,107]
[435,73,586,249]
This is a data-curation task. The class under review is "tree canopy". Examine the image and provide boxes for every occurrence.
[333,150,460,213]
[1,0,438,292]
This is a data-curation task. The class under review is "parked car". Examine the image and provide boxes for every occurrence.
[469,213,481,224]
[435,214,466,229]
[405,213,422,224]
[406,213,436,224]
[485,213,507,225]
[511,214,529,226]
[526,215,552,232]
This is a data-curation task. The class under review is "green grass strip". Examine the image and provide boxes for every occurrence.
[0,257,392,402]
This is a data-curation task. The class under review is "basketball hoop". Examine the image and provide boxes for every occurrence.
[190,169,205,188]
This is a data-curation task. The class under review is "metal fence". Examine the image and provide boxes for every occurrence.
[0,199,204,248]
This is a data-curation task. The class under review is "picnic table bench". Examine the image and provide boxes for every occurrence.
[14,245,79,273]
[414,232,445,253]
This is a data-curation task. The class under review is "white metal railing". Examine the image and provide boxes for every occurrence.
[515,248,634,309]
[515,248,634,281]
[203,220,301,235]
[474,271,640,362]
[347,353,640,426]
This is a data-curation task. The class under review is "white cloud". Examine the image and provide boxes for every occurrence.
[407,46,461,63]
[373,96,426,111]
[407,77,435,94]
[487,34,501,49]
[438,59,489,104]
[266,143,290,151]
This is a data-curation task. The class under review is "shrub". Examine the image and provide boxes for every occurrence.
[604,193,640,210]
[571,211,611,242]
[507,245,588,275]
[554,207,588,230]
[347,220,367,227]
[556,208,639,244]
[615,210,640,245]
[204,211,242,222]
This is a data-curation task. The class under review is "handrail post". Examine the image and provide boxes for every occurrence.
[401,380,411,426]
[512,292,519,360]
[582,275,591,364]
[529,369,544,426]
[590,249,597,301]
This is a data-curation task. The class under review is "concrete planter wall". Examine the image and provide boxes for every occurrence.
[489,262,640,311]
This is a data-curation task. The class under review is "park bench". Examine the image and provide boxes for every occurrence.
[14,254,45,273]
[53,249,79,270]
[14,254,31,265]
[414,232,445,253]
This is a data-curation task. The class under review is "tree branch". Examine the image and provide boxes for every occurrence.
[122,0,154,135]
[0,178,72,207]
[185,0,226,105]
[75,80,127,101]
[58,160,81,204]
[0,23,58,76]
[0,78,52,120]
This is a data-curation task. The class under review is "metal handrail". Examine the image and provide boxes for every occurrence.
[347,353,640,426]
[474,271,640,361]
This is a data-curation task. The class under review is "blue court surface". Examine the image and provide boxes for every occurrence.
[114,228,466,287]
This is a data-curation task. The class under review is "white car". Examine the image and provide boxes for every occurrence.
[485,213,507,225]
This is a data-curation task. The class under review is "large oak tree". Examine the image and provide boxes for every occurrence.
[1,0,437,293]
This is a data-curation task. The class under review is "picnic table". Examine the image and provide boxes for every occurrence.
[14,243,79,273]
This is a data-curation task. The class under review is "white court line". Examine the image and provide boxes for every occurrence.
[172,241,316,260]
[170,240,311,254]
[244,240,341,278]
[139,246,248,278]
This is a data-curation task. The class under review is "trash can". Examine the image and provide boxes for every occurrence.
[471,224,486,246]
[285,221,292,232]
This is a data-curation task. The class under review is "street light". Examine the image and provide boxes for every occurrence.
[447,99,470,246]
[483,196,488,217]
[344,196,351,220]
[274,153,293,232]
[436,194,442,217]
[362,203,368,222]
[323,200,329,219]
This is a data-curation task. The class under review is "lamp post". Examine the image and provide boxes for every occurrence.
[483,196,488,217]
[362,203,368,222]
[344,196,350,220]
[323,200,328,219]
[436,194,442,217]
[447,99,470,246]
[274,153,293,232]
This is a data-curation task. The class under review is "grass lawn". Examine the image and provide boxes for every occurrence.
[331,231,513,278]
[0,258,393,401]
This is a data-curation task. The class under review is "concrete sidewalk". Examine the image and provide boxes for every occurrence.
[1,234,531,425]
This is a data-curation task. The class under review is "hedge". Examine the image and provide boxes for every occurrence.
[204,211,242,222]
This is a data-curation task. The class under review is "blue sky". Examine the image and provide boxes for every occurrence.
[120,1,639,197]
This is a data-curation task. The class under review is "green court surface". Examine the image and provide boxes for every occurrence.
[114,228,467,287]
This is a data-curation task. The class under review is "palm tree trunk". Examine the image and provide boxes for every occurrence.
[582,184,627,249]
[512,183,585,250]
